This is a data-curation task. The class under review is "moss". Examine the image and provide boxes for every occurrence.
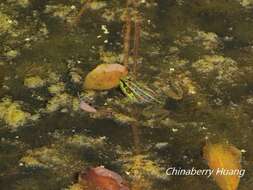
[24,76,46,88]
[0,98,31,128]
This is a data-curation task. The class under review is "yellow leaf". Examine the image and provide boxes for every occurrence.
[203,143,242,190]
[84,64,128,90]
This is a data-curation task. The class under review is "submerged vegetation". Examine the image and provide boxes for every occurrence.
[0,0,253,190]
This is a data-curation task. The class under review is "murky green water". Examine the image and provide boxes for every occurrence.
[0,0,253,190]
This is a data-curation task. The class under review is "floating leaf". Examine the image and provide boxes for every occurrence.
[203,143,242,190]
[84,64,128,90]
[78,166,130,190]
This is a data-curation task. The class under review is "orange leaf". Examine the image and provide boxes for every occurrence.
[203,143,242,190]
[84,64,128,90]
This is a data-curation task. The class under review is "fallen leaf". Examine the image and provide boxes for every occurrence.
[84,64,128,90]
[80,101,97,113]
[78,166,130,190]
[203,143,242,190]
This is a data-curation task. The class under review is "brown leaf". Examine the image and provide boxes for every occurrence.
[78,166,130,190]
[84,64,128,90]
[203,143,242,190]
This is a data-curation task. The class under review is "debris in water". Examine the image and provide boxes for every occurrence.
[84,64,128,90]
[78,166,130,190]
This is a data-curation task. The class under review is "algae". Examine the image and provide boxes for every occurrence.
[122,154,165,189]
[0,98,31,128]
[123,154,164,178]
[66,135,106,148]
[192,55,241,88]
[0,11,14,33]
[90,1,107,10]
[66,183,84,190]
[45,93,79,113]
[24,76,46,89]
[237,0,253,7]
[20,147,69,168]
[48,82,65,95]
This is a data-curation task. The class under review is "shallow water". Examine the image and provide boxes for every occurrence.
[0,0,253,190]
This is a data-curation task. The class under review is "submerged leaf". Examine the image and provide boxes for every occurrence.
[203,143,242,190]
[78,166,130,190]
[84,64,128,90]
[80,101,97,113]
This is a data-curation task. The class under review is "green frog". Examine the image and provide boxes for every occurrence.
[119,76,183,104]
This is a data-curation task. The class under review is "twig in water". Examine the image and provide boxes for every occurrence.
[132,0,141,74]
[123,0,132,67]
[133,16,141,74]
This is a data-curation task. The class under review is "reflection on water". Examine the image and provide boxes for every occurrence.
[0,0,253,190]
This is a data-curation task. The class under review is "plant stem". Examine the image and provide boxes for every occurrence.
[133,16,141,74]
[123,0,132,67]
[132,0,141,74]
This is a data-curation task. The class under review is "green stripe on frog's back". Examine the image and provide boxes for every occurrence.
[119,77,162,104]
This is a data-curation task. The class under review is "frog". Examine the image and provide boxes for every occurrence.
[119,75,184,105]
